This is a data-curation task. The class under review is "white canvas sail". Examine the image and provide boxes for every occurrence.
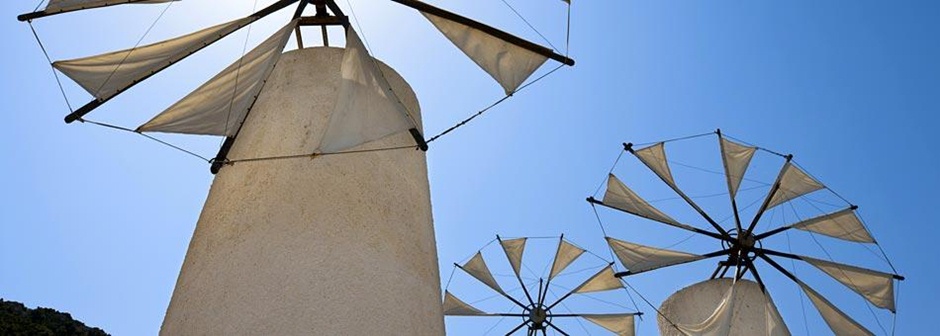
[799,281,874,336]
[499,237,527,277]
[461,252,505,295]
[603,174,684,228]
[44,0,176,15]
[582,314,635,336]
[549,239,584,280]
[634,143,677,188]
[802,256,895,312]
[719,137,756,198]
[607,237,703,275]
[138,20,296,136]
[573,265,623,294]
[54,17,252,101]
[790,208,874,243]
[442,291,487,316]
[421,11,548,95]
[767,162,825,209]
[317,28,417,153]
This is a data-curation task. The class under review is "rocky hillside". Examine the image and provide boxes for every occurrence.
[0,299,108,336]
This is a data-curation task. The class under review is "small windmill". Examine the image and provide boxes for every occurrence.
[18,1,575,334]
[444,235,641,335]
[587,130,904,335]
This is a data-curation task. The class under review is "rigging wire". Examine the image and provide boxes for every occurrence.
[620,279,690,336]
[498,0,559,52]
[425,63,565,144]
[591,149,624,197]
[93,0,174,97]
[222,0,262,146]
[223,145,417,165]
[589,204,644,317]
[780,208,812,336]
[544,286,593,336]
[78,118,211,162]
[28,22,74,112]
[632,131,715,147]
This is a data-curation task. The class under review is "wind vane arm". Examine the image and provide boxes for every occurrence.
[389,0,574,67]
[60,0,302,124]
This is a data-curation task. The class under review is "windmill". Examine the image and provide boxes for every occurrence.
[444,235,641,335]
[18,0,574,334]
[586,130,904,335]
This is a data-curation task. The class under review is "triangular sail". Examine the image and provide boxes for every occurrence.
[43,0,176,16]
[802,256,896,312]
[573,265,623,294]
[603,174,683,228]
[461,252,505,295]
[499,237,526,277]
[549,239,584,280]
[790,208,875,243]
[767,162,825,209]
[54,17,251,101]
[421,11,548,95]
[442,291,488,316]
[138,20,296,136]
[317,28,416,153]
[719,137,756,198]
[582,314,635,336]
[798,281,874,336]
[607,237,703,275]
[764,292,791,336]
[634,143,677,188]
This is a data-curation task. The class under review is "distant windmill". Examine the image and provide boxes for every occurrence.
[587,130,903,335]
[18,0,574,334]
[444,235,641,335]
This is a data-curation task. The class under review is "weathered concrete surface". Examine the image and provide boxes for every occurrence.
[161,47,444,335]
[658,278,789,336]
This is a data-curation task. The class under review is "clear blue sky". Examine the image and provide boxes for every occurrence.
[2,0,938,335]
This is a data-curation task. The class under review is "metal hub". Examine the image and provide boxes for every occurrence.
[524,303,551,330]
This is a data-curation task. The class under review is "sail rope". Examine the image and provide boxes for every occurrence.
[592,148,625,197]
[425,63,565,144]
[28,21,74,112]
[222,0,262,145]
[93,0,174,98]
[590,204,644,318]
[778,209,812,336]
[544,286,594,335]
[499,0,559,52]
[78,118,212,162]
[620,279,690,336]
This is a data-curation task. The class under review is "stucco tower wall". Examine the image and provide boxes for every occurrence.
[161,47,444,335]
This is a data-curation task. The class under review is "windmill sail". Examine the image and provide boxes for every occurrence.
[798,281,874,336]
[422,11,548,95]
[607,237,704,275]
[460,252,505,295]
[582,314,636,336]
[789,208,874,243]
[138,20,297,136]
[634,143,677,188]
[719,137,756,198]
[317,28,417,153]
[442,291,488,316]
[549,239,584,280]
[573,265,623,293]
[54,17,253,102]
[603,174,688,229]
[40,0,177,17]
[801,256,896,312]
[499,237,527,277]
[767,162,825,209]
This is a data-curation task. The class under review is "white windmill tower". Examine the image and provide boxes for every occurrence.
[18,0,574,334]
